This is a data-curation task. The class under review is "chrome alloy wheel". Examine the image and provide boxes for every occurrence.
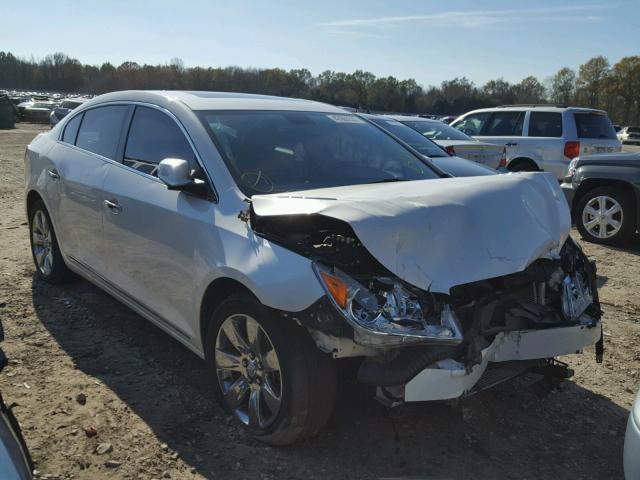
[31,210,54,276]
[215,314,282,429]
[582,195,623,239]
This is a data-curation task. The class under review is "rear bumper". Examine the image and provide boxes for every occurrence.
[560,181,576,208]
[404,319,600,402]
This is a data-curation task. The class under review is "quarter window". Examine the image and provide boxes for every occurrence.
[528,112,563,137]
[62,113,82,144]
[124,107,195,176]
[484,111,524,136]
[75,106,129,160]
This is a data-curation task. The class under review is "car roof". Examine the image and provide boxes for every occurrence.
[82,90,345,113]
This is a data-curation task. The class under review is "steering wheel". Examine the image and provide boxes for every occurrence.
[241,171,275,193]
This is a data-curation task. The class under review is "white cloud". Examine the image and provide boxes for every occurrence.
[318,4,609,31]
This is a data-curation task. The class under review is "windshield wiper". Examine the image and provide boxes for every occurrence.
[364,178,407,184]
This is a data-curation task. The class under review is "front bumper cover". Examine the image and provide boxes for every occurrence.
[404,317,601,402]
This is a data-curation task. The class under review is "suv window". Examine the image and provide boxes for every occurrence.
[528,112,563,137]
[627,127,640,134]
[484,111,524,136]
[75,106,129,159]
[62,113,83,144]
[124,106,195,176]
[452,112,490,136]
[574,113,617,139]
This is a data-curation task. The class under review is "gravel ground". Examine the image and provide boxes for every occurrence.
[1,124,639,480]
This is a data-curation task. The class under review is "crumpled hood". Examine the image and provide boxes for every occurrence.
[251,172,571,294]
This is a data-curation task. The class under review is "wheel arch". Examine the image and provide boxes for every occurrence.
[26,189,44,216]
[507,156,540,171]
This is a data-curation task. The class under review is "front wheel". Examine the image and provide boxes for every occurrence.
[205,294,336,445]
[576,186,636,245]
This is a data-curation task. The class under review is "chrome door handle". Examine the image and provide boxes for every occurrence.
[104,199,122,213]
[47,169,60,179]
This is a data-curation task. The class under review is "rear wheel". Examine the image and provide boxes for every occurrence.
[205,294,336,445]
[28,199,72,283]
[576,186,636,245]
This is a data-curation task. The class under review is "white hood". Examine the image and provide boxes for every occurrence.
[251,172,571,294]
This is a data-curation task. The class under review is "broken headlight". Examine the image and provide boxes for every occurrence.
[313,263,463,347]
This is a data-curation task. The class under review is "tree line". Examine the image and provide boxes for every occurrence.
[1,51,638,124]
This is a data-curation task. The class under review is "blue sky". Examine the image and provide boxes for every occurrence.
[2,0,639,87]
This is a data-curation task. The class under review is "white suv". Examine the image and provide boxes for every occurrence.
[451,105,621,179]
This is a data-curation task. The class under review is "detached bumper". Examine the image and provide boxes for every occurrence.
[404,318,601,402]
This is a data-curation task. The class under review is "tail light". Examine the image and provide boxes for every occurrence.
[445,146,455,156]
[497,147,507,169]
[564,141,580,160]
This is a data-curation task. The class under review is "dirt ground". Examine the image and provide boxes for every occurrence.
[1,124,639,480]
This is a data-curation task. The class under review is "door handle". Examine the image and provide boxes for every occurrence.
[505,142,518,147]
[47,169,60,179]
[104,199,122,213]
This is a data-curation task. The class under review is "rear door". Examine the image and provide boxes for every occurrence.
[520,111,566,178]
[572,111,622,155]
[101,105,216,342]
[476,110,526,159]
[53,105,130,274]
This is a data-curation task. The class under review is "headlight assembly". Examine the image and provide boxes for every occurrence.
[313,263,463,347]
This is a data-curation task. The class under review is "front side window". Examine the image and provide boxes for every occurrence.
[573,113,617,139]
[484,111,524,136]
[528,112,563,137]
[369,118,448,157]
[124,107,195,176]
[401,120,472,141]
[62,113,83,144]
[199,111,439,196]
[76,106,129,160]
[452,112,490,136]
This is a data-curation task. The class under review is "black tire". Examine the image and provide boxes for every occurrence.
[508,158,538,172]
[205,294,336,445]
[575,186,636,245]
[28,199,73,283]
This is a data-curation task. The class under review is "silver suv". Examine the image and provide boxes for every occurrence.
[451,105,621,179]
[25,91,602,445]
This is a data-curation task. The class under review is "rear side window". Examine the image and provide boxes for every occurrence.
[76,106,129,159]
[528,112,563,137]
[574,113,616,139]
[62,113,82,144]
[452,112,490,136]
[483,111,524,136]
[124,106,195,175]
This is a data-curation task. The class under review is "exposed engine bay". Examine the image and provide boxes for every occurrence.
[249,207,602,394]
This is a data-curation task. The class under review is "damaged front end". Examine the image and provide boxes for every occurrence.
[247,174,602,403]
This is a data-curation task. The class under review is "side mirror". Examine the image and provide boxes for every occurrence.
[158,158,210,196]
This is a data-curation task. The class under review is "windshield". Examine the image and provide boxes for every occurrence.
[573,113,617,139]
[400,120,472,141]
[368,118,448,157]
[199,110,440,196]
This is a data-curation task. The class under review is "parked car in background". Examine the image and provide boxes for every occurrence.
[618,126,640,145]
[362,114,498,177]
[0,320,34,479]
[387,115,506,169]
[625,390,640,480]
[451,105,622,179]
[561,152,640,245]
[25,90,602,445]
[20,102,57,123]
[50,98,86,127]
[439,115,457,124]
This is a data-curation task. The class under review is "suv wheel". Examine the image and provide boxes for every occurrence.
[205,294,336,445]
[576,186,636,245]
[29,199,72,283]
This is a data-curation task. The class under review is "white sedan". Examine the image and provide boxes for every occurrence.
[387,115,506,169]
